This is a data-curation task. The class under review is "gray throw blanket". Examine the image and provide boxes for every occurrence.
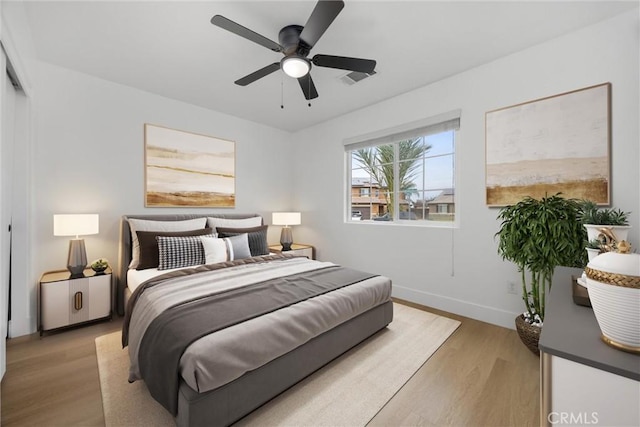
[122,254,302,347]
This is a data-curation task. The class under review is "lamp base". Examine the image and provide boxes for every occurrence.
[67,239,87,278]
[280,227,293,251]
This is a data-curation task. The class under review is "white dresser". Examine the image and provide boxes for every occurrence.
[539,279,640,426]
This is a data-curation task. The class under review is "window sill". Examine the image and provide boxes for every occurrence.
[345,219,457,228]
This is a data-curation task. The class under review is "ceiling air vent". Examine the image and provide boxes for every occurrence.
[340,70,377,86]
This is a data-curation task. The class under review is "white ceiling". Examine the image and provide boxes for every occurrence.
[23,1,638,132]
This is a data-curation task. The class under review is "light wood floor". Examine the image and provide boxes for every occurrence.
[1,300,539,426]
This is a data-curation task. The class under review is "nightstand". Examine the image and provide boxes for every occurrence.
[268,243,315,260]
[39,267,112,335]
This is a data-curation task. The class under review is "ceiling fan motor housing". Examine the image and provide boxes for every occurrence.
[279,25,310,57]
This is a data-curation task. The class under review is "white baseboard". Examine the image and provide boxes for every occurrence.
[9,316,34,338]
[392,285,518,330]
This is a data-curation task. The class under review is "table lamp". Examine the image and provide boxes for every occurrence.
[54,214,99,277]
[272,212,301,251]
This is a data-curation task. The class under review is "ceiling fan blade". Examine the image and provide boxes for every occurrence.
[211,15,282,53]
[312,54,376,73]
[234,62,281,86]
[299,0,344,49]
[298,74,319,100]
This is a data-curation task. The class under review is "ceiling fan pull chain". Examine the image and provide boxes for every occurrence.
[281,77,284,109]
[308,77,312,107]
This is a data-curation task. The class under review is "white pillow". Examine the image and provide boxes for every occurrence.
[200,234,252,264]
[128,218,207,268]
[207,216,262,230]
[200,237,228,264]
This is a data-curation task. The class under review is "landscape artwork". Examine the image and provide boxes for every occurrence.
[145,124,235,207]
[485,83,610,206]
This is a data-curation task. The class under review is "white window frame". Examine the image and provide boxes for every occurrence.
[344,110,460,227]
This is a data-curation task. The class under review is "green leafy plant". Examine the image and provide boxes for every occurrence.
[91,258,109,271]
[585,239,603,250]
[496,194,586,323]
[578,200,629,225]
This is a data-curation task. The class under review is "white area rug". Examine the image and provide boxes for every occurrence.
[96,303,460,426]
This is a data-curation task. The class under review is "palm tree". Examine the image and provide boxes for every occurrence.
[353,138,431,218]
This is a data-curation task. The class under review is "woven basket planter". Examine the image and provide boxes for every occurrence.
[515,314,541,355]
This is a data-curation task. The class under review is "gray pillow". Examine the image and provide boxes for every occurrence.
[222,234,252,260]
[217,225,269,256]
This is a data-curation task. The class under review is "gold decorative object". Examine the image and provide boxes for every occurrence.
[585,266,640,288]
[617,240,631,254]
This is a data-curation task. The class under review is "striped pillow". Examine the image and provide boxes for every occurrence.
[157,235,215,270]
[200,234,252,264]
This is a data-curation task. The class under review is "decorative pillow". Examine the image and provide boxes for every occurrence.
[216,225,269,257]
[200,237,229,264]
[207,216,262,230]
[128,218,207,269]
[200,235,253,264]
[136,228,215,270]
[222,234,252,260]
[157,235,216,270]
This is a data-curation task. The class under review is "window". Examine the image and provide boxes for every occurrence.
[345,111,459,224]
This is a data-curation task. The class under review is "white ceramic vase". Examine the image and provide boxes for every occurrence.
[585,248,600,262]
[583,224,631,243]
[585,251,640,353]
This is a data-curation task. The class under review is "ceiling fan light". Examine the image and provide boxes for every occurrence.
[282,56,310,78]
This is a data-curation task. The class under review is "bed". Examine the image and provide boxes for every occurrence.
[117,213,393,427]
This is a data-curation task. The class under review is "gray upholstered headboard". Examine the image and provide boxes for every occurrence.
[116,213,263,316]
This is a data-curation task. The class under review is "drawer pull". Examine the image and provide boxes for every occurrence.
[74,291,83,311]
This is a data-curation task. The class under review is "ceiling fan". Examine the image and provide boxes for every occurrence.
[211,0,376,101]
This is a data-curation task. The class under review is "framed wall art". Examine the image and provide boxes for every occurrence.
[485,83,611,206]
[144,124,235,207]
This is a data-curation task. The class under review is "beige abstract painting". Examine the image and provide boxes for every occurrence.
[145,124,235,207]
[485,83,610,206]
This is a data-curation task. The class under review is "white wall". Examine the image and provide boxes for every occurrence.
[291,10,640,329]
[2,1,38,340]
[4,62,294,335]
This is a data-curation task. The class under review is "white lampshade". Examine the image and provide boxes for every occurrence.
[281,56,310,78]
[54,214,99,237]
[272,212,301,226]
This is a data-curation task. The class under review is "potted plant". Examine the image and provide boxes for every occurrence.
[585,239,603,262]
[578,200,631,243]
[90,258,109,274]
[496,193,586,354]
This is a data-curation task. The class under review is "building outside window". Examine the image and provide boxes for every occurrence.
[345,111,459,224]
